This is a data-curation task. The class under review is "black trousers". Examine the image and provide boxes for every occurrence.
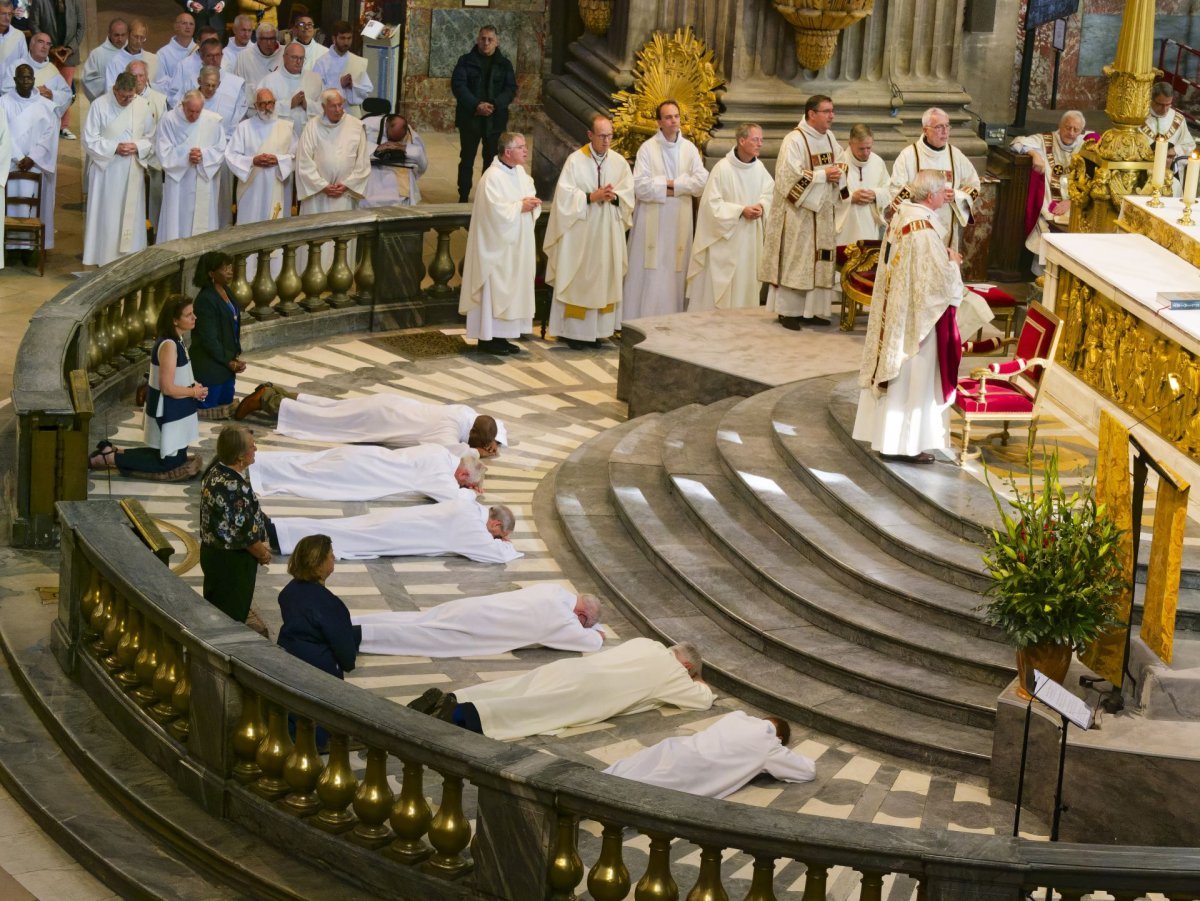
[457,127,500,203]
[200,544,258,623]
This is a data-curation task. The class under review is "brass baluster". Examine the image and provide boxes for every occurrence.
[351,747,393,848]
[743,855,777,901]
[105,302,125,371]
[325,237,354,308]
[85,317,104,385]
[124,287,147,360]
[110,293,131,363]
[800,862,827,901]
[139,280,161,354]
[88,581,113,654]
[79,570,102,641]
[427,226,456,295]
[425,772,471,875]
[229,253,253,311]
[131,620,161,704]
[547,814,583,900]
[312,733,358,832]
[148,637,181,724]
[587,822,630,901]
[856,869,884,901]
[100,594,129,671]
[274,243,303,315]
[250,249,278,320]
[353,238,374,305]
[685,846,726,901]
[94,304,116,379]
[300,240,328,311]
[253,702,293,799]
[114,606,144,688]
[635,831,677,900]
[386,758,432,864]
[281,717,324,816]
[168,662,191,742]
[231,689,265,783]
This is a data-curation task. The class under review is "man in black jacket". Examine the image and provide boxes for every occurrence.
[451,25,516,203]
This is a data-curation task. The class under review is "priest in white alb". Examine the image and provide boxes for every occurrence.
[1145,82,1196,195]
[81,17,127,101]
[273,491,522,564]
[544,113,634,349]
[125,59,166,230]
[82,72,155,267]
[685,122,774,312]
[105,19,156,93]
[224,15,254,65]
[459,131,541,356]
[836,122,890,247]
[360,113,428,208]
[1011,110,1086,271]
[286,11,326,71]
[226,88,294,226]
[2,64,58,252]
[260,41,320,139]
[853,170,964,464]
[249,443,485,502]
[354,584,604,657]
[412,638,714,739]
[231,24,282,99]
[156,90,227,243]
[603,710,816,799]
[0,1,29,73]
[151,12,193,97]
[623,100,708,320]
[311,19,371,116]
[295,89,369,214]
[2,33,72,121]
[169,33,232,106]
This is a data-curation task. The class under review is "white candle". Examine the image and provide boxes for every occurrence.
[1185,152,1200,204]
[1152,136,1168,187]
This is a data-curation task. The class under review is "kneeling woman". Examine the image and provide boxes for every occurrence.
[277,534,361,679]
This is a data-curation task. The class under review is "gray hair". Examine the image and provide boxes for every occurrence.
[198,64,220,82]
[921,107,948,128]
[488,504,516,535]
[320,88,342,107]
[113,71,137,93]
[498,131,524,151]
[1060,110,1086,129]
[576,594,602,629]
[257,23,278,39]
[181,88,204,106]
[849,123,874,142]
[908,168,946,203]
[125,59,148,76]
[735,122,762,141]
[458,452,485,486]
[1152,81,1174,101]
[670,641,703,678]
[233,14,255,28]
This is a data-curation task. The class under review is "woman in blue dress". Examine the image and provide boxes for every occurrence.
[189,251,246,420]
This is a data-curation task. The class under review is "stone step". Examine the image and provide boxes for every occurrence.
[555,413,993,774]
[713,385,1004,642]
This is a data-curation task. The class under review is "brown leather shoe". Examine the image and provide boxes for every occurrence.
[234,383,270,420]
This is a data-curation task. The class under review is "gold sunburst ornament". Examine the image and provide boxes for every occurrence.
[611,27,724,160]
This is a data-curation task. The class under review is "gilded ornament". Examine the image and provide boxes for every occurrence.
[611,28,723,161]
[578,0,612,36]
[771,1,875,71]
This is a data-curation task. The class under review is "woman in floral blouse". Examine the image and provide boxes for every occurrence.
[200,424,275,636]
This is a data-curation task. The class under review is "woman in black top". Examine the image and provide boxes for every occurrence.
[277,533,360,679]
[189,251,245,419]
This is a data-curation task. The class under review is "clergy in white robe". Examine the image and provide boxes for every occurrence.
[249,443,483,502]
[360,114,428,207]
[354,584,604,657]
[836,124,890,247]
[295,91,369,214]
[151,13,195,98]
[1011,111,1086,270]
[452,637,714,740]
[82,74,154,266]
[1145,82,1196,195]
[169,36,234,107]
[230,24,282,99]
[198,65,247,139]
[686,124,774,312]
[0,1,29,73]
[81,18,127,100]
[853,171,964,462]
[127,60,166,233]
[544,114,634,346]
[287,12,326,71]
[1,67,58,250]
[103,44,157,93]
[261,42,321,139]
[760,96,843,327]
[156,91,227,243]
[2,36,72,121]
[459,133,541,354]
[273,491,522,564]
[311,24,372,117]
[272,392,505,454]
[888,107,980,252]
[623,102,709,321]
[604,710,816,798]
[226,89,295,227]
[224,15,255,65]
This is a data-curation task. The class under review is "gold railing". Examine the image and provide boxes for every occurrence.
[52,499,1200,901]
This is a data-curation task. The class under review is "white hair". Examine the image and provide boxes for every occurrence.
[488,505,516,534]
[181,89,204,106]
[576,594,602,629]
[670,641,703,678]
[1060,110,1085,129]
[458,452,485,486]
[320,88,342,107]
[257,23,278,38]
[908,169,946,202]
[198,64,220,82]
[233,14,255,28]
[921,107,948,128]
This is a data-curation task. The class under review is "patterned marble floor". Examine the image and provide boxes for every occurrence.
[87,331,1053,899]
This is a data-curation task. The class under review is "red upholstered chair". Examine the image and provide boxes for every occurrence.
[952,301,1061,463]
[964,283,1021,344]
[838,239,881,331]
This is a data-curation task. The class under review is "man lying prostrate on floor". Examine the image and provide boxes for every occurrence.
[603,710,816,799]
[354,584,605,656]
[249,444,485,502]
[273,490,521,564]
[408,637,713,739]
[235,383,506,457]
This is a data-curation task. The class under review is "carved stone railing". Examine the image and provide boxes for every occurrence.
[52,499,1200,900]
[10,206,470,547]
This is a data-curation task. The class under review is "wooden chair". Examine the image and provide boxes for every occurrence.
[838,239,881,331]
[5,171,45,276]
[952,301,1062,463]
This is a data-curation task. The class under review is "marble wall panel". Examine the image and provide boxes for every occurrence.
[429,9,521,78]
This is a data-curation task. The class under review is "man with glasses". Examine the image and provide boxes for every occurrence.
[106,19,157,93]
[544,113,634,349]
[231,22,283,99]
[888,107,980,252]
[1143,82,1195,196]
[451,25,516,203]
[286,12,326,71]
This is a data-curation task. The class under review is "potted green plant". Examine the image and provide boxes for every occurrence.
[978,449,1128,696]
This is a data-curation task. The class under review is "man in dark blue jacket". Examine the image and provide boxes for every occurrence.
[451,25,516,203]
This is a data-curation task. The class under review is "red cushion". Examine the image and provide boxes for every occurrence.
[955,379,1035,414]
[966,284,1018,308]
[847,270,876,293]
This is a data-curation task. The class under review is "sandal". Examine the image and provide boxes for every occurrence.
[88,447,116,470]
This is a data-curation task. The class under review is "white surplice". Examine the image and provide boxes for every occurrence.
[835,148,890,246]
[459,157,540,340]
[103,47,158,93]
[81,38,122,101]
[623,130,708,320]
[249,443,465,502]
[156,106,226,242]
[82,92,154,266]
[231,44,282,99]
[603,710,816,798]
[295,112,369,211]
[888,139,980,251]
[225,114,294,224]
[544,144,634,341]
[202,73,247,137]
[455,637,715,740]
[311,48,371,115]
[260,68,322,139]
[1,57,72,120]
[686,148,774,312]
[1,91,58,249]
[138,87,168,230]
[275,393,505,449]
[273,490,524,564]
[0,24,28,73]
[353,584,604,657]
[151,38,194,98]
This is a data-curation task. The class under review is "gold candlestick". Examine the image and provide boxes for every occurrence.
[1147,183,1165,208]
[1178,199,1195,226]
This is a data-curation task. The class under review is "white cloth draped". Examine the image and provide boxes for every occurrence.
[156,106,226,242]
[249,443,465,502]
[259,68,322,139]
[275,393,504,449]
[202,74,247,137]
[686,149,774,312]
[169,51,234,106]
[231,45,282,99]
[1,92,58,249]
[82,93,154,266]
[353,584,604,657]
[455,637,715,740]
[225,115,294,224]
[603,710,816,798]
[1144,109,1196,193]
[273,490,523,564]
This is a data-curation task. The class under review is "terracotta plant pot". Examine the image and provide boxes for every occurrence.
[1015,642,1073,700]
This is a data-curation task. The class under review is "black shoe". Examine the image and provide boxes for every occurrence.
[477,338,506,355]
[407,688,445,715]
[563,338,590,350]
[592,338,607,348]
[498,339,522,354]
[778,316,803,331]
[433,692,458,722]
[802,316,832,326]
